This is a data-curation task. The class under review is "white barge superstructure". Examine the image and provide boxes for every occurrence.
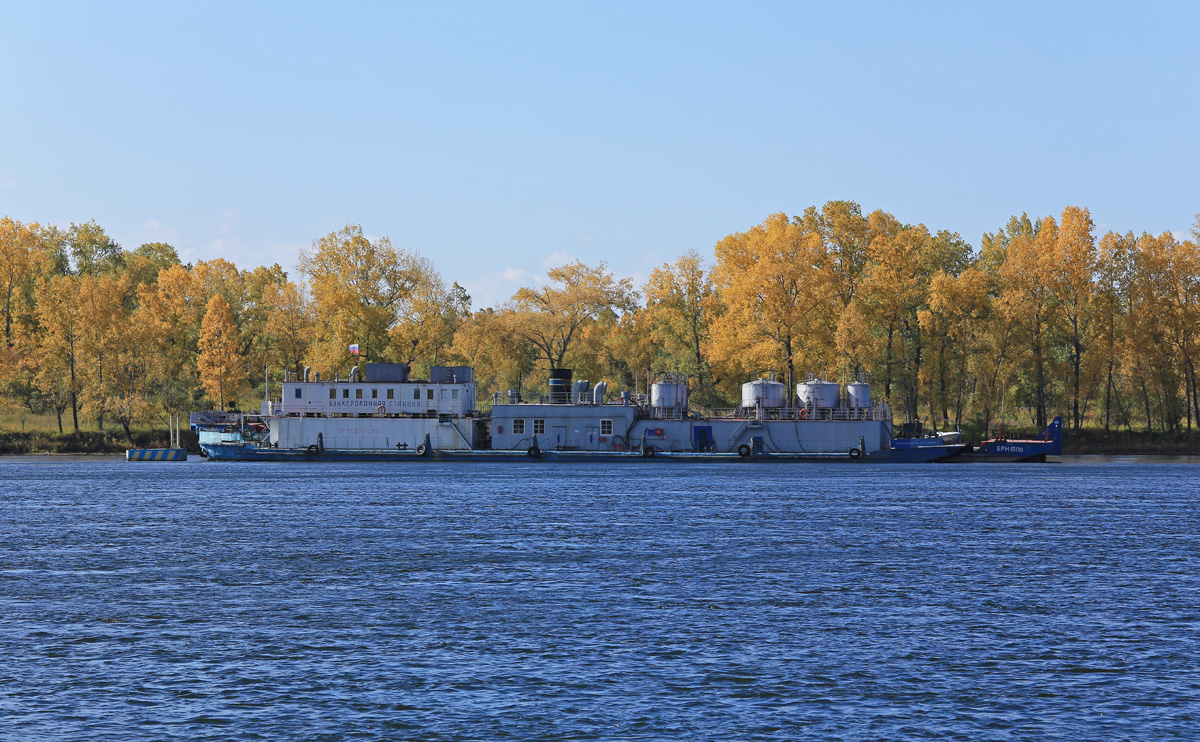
[195,365,962,462]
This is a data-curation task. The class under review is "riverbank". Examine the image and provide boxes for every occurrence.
[1062,429,1200,456]
[0,431,197,455]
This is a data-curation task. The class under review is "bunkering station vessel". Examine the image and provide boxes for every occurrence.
[193,363,973,463]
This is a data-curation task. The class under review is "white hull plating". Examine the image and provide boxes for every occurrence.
[269,416,475,451]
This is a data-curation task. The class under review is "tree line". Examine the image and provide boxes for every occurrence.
[2,204,1198,441]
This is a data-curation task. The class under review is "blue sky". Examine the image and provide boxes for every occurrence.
[2,1,1197,307]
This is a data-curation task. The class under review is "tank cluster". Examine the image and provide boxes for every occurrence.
[740,375,872,413]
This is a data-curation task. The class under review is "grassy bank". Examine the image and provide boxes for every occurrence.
[1061,429,1200,456]
[0,429,198,455]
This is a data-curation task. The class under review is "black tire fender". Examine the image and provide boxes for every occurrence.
[306,444,319,455]
[416,443,429,456]
[737,444,752,458]
[849,448,861,459]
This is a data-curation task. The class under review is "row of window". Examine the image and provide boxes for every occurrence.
[509,419,613,436]
[317,388,461,401]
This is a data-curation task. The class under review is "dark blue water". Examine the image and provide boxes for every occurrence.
[2,457,1198,740]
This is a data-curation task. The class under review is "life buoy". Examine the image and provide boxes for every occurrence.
[416,442,428,456]
[642,445,656,458]
[849,448,861,459]
[737,444,752,458]
[798,408,809,419]
[306,444,319,455]
[377,405,386,414]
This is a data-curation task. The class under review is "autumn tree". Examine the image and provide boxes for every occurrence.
[0,218,44,347]
[997,215,1059,429]
[35,275,85,431]
[198,295,247,409]
[126,242,181,287]
[298,224,424,375]
[448,308,538,402]
[76,272,135,429]
[508,260,637,371]
[68,220,124,275]
[708,213,834,404]
[263,280,317,379]
[1093,231,1134,433]
[852,224,929,418]
[919,268,990,428]
[643,250,716,395]
[1049,206,1098,431]
[799,200,872,308]
[388,256,471,375]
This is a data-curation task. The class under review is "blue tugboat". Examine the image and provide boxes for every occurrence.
[959,416,1063,462]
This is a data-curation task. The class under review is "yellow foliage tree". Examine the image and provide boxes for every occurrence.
[1050,206,1098,431]
[387,257,470,376]
[708,213,834,404]
[298,224,424,375]
[998,216,1059,429]
[198,295,247,410]
[508,260,637,371]
[36,275,85,431]
[263,280,317,379]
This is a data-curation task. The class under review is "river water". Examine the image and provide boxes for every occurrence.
[2,457,1198,740]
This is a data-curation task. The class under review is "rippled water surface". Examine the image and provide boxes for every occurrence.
[2,457,1199,740]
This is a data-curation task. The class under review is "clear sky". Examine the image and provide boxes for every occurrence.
[2,1,1197,308]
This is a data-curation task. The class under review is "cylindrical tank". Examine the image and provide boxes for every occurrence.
[846,381,871,408]
[742,379,787,409]
[796,380,841,409]
[651,382,688,409]
[549,368,573,404]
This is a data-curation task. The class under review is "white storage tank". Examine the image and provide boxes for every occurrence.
[796,380,841,409]
[846,381,871,408]
[742,379,787,409]
[651,382,688,409]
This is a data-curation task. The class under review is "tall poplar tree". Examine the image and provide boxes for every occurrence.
[198,295,246,410]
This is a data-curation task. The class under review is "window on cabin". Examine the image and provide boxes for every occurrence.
[387,389,394,400]
[329,389,336,400]
[294,388,302,399]
[512,419,525,435]
[355,389,363,399]
[533,419,545,435]
[372,389,378,399]
[452,389,459,400]
[601,419,613,435]
[342,389,349,399]
[427,389,434,400]
[413,388,420,400]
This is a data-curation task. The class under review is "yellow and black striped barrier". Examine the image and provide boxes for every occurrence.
[125,449,188,462]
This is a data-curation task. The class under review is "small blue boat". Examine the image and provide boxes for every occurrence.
[890,434,969,463]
